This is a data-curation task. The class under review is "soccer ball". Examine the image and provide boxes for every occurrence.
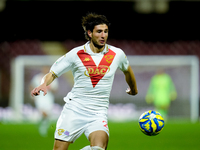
[138,110,164,136]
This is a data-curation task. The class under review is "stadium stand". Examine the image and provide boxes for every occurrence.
[0,40,44,106]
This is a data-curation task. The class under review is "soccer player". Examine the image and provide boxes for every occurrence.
[31,13,138,150]
[30,66,58,136]
[146,68,177,119]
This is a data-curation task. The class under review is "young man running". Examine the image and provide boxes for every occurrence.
[31,13,138,150]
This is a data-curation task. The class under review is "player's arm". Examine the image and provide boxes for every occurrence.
[123,65,138,95]
[31,72,56,97]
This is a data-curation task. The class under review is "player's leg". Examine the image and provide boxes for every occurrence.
[89,130,108,150]
[84,118,109,150]
[38,111,49,136]
[53,139,71,150]
[54,103,89,150]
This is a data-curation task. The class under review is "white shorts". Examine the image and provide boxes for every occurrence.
[54,103,109,143]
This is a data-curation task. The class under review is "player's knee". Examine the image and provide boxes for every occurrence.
[91,146,104,150]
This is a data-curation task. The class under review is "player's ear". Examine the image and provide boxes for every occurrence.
[87,30,92,38]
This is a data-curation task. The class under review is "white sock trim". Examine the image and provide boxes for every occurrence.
[91,146,104,150]
[80,145,91,150]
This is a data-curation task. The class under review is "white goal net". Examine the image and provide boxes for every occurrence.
[9,55,199,122]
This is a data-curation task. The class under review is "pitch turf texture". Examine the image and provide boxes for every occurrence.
[0,121,199,150]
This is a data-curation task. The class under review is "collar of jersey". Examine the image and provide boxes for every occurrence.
[84,41,109,55]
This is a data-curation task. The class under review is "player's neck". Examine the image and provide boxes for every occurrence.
[89,41,105,53]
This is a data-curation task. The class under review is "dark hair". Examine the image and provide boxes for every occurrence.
[82,13,110,40]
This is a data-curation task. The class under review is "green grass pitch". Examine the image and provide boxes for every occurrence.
[0,120,199,150]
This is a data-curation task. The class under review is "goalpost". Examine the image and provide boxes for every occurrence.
[10,55,199,122]
[128,55,199,122]
[10,55,60,121]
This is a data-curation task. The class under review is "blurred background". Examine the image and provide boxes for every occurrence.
[1,0,200,121]
[0,0,200,150]
[0,0,200,121]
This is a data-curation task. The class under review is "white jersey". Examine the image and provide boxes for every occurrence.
[50,42,129,115]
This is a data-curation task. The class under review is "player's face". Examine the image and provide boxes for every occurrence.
[90,24,108,48]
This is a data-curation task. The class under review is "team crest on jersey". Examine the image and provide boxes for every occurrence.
[77,49,116,88]
[105,55,114,63]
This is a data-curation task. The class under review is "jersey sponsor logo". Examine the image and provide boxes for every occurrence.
[77,49,116,88]
[84,65,110,77]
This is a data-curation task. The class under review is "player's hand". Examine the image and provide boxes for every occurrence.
[31,85,47,97]
[126,87,138,96]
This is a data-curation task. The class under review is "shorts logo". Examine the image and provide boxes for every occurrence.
[64,130,70,136]
[103,120,108,129]
[102,120,109,133]
[58,129,65,136]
